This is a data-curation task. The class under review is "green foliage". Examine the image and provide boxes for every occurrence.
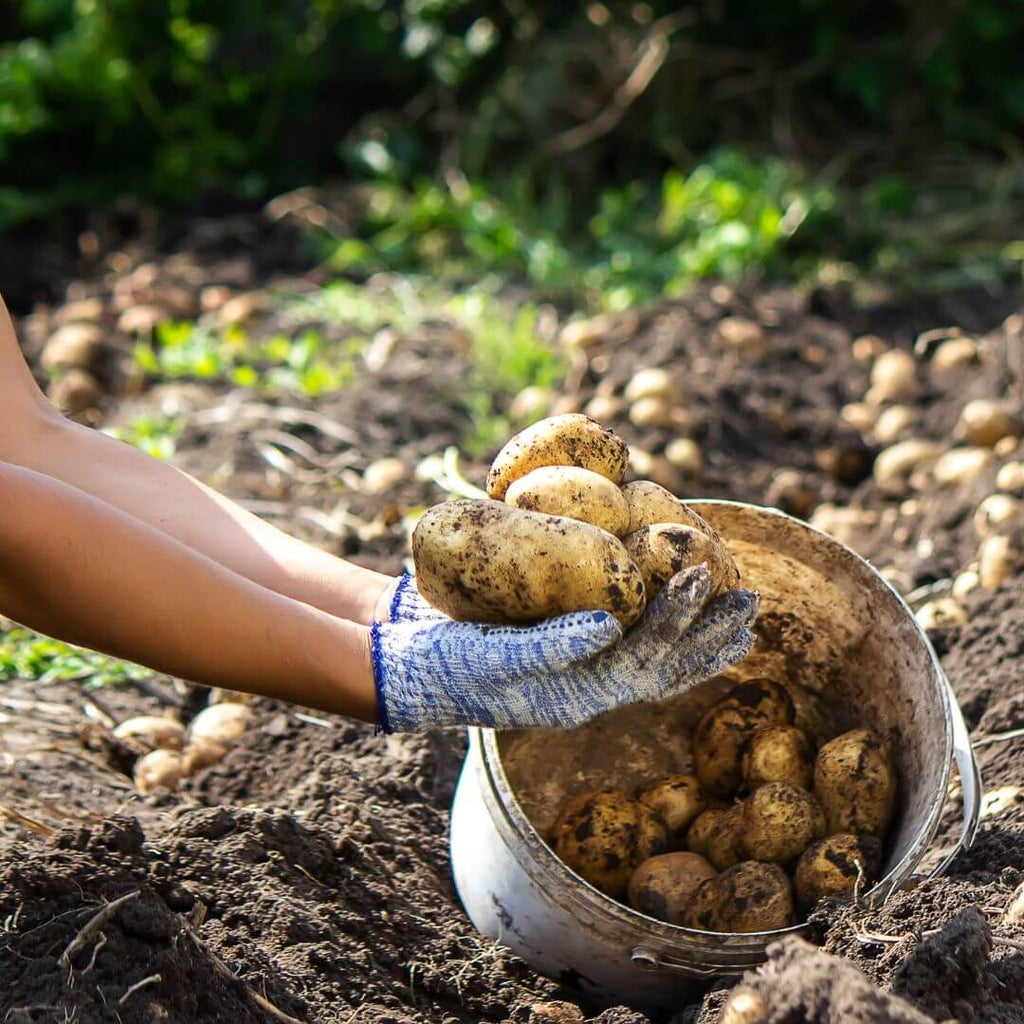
[103,414,185,460]
[134,321,363,396]
[1,1,1021,228]
[0,624,154,688]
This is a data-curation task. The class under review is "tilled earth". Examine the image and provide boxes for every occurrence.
[1,207,1024,1023]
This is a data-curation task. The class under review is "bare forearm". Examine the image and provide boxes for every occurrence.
[0,461,378,721]
[9,415,393,624]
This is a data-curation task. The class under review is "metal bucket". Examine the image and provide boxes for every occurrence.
[449,501,982,1011]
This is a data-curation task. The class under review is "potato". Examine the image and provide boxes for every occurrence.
[113,716,186,751]
[486,414,628,500]
[742,725,814,791]
[412,500,646,627]
[551,791,669,899]
[505,466,631,537]
[639,775,706,836]
[188,702,253,747]
[627,852,716,924]
[620,480,719,538]
[794,834,882,910]
[134,749,184,794]
[624,523,738,598]
[687,805,745,871]
[814,729,896,837]
[181,737,229,774]
[693,680,796,797]
[741,782,826,864]
[683,861,795,933]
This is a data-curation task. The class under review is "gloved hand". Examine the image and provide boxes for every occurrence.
[372,567,758,732]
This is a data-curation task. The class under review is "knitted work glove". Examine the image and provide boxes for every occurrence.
[373,567,758,732]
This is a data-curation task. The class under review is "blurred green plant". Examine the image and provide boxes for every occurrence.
[103,414,185,460]
[134,321,363,396]
[0,624,154,689]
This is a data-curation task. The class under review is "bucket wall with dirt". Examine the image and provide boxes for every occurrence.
[449,501,981,1011]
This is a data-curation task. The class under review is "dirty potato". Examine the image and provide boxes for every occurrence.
[412,500,646,627]
[814,729,896,837]
[794,834,882,910]
[551,791,669,900]
[624,523,739,598]
[134,749,184,794]
[486,414,628,500]
[742,725,814,791]
[741,782,826,864]
[687,805,745,871]
[683,861,795,933]
[693,680,796,797]
[627,852,716,925]
[505,465,631,537]
[639,775,706,837]
[113,716,186,751]
[620,480,720,538]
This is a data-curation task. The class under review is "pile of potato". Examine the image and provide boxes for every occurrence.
[549,679,895,933]
[412,414,740,626]
[113,692,253,794]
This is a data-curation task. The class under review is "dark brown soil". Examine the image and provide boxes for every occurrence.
[1,208,1023,1023]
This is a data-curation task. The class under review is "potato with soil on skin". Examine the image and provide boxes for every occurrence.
[181,737,229,774]
[620,480,721,540]
[550,791,669,900]
[687,804,745,871]
[627,851,716,925]
[188,702,253,748]
[134,748,185,794]
[624,523,739,599]
[794,834,882,910]
[412,500,646,627]
[741,782,826,864]
[693,680,796,797]
[504,465,631,537]
[683,861,795,933]
[814,729,896,838]
[639,775,706,837]
[113,715,186,751]
[485,414,628,500]
[742,725,814,791]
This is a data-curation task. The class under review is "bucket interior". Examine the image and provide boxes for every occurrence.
[495,502,952,924]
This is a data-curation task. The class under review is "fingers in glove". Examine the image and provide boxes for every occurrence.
[670,625,758,694]
[636,565,713,645]
[683,586,760,650]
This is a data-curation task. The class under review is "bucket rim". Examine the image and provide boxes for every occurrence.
[473,499,956,949]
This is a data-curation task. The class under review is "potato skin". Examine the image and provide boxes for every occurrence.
[814,729,896,837]
[639,775,706,837]
[412,499,646,627]
[505,465,631,537]
[551,791,669,900]
[486,414,628,500]
[742,725,814,791]
[113,716,186,751]
[683,861,795,933]
[693,680,796,797]
[621,480,720,538]
[687,805,745,871]
[627,852,716,924]
[741,782,826,864]
[794,834,882,910]
[624,523,738,598]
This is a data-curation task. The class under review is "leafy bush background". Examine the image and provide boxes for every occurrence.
[2,0,1021,230]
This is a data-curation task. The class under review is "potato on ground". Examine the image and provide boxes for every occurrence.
[683,861,795,933]
[693,680,796,797]
[412,499,646,627]
[134,749,184,794]
[551,791,669,900]
[181,737,229,774]
[113,715,186,751]
[624,522,739,598]
[794,834,882,910]
[188,702,253,747]
[627,852,716,925]
[742,725,814,791]
[505,465,631,537]
[620,480,722,541]
[814,729,896,837]
[687,804,745,871]
[639,775,706,837]
[486,414,628,500]
[741,782,826,864]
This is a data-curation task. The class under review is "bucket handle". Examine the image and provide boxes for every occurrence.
[925,668,982,881]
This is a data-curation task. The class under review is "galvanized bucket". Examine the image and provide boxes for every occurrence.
[449,501,982,1011]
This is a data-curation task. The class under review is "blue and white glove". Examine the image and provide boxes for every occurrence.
[372,567,758,733]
